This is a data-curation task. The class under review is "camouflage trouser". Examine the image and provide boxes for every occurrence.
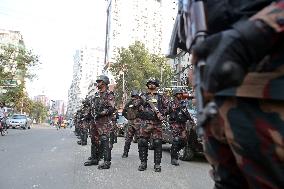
[96,121,112,136]
[139,120,162,140]
[203,97,284,189]
[171,122,188,143]
[90,122,99,145]
[125,120,140,143]
[111,121,118,135]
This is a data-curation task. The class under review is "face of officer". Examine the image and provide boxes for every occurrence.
[147,82,157,91]
[96,80,106,91]
[175,93,183,100]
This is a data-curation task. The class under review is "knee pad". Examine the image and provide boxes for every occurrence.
[153,139,162,148]
[100,135,108,142]
[172,136,181,145]
[138,138,148,147]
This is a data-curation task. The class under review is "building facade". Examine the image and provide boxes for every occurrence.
[105,0,168,66]
[66,46,105,118]
[0,29,24,46]
[0,29,25,95]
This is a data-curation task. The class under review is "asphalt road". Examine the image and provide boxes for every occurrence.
[0,125,214,189]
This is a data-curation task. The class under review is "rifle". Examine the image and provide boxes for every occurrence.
[167,0,217,136]
[140,94,165,122]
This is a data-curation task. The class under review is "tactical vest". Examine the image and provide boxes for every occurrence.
[126,104,138,120]
[139,93,163,120]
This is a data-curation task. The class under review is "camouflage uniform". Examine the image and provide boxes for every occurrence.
[78,98,91,146]
[121,90,142,158]
[137,78,168,172]
[167,89,192,166]
[193,1,284,188]
[76,109,85,144]
[84,75,115,169]
[110,110,118,148]
[73,112,80,137]
[84,94,102,166]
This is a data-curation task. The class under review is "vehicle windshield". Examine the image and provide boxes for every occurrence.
[12,115,26,119]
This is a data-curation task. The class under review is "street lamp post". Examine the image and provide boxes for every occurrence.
[122,70,126,108]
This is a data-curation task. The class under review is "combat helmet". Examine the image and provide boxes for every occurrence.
[146,78,159,87]
[96,75,110,85]
[173,88,183,96]
[131,90,140,97]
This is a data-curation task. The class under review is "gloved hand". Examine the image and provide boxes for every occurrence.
[157,112,164,121]
[193,20,276,93]
[99,110,108,116]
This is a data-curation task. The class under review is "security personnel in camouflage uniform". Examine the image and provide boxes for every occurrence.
[110,109,119,148]
[84,93,101,166]
[121,90,142,158]
[167,89,192,166]
[77,98,91,146]
[73,111,80,137]
[137,78,168,172]
[85,75,115,169]
[76,109,85,145]
[191,1,284,188]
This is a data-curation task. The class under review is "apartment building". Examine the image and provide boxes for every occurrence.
[67,46,105,117]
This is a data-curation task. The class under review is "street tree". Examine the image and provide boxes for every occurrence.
[110,41,173,106]
[0,44,40,111]
[30,101,49,124]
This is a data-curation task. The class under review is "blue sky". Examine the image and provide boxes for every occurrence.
[0,0,107,101]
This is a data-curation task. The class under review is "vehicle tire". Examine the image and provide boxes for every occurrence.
[180,143,195,161]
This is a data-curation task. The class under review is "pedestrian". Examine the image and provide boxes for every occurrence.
[166,88,192,166]
[0,102,7,127]
[190,1,284,188]
[84,75,115,170]
[57,115,63,130]
[137,78,168,172]
[121,90,142,158]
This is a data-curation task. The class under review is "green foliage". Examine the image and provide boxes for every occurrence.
[30,101,49,123]
[110,41,173,105]
[0,44,40,112]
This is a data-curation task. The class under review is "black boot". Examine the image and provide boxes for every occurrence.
[98,135,111,170]
[122,141,131,158]
[138,138,148,171]
[77,139,87,146]
[89,143,101,160]
[171,138,180,166]
[98,161,111,169]
[84,144,99,166]
[82,129,88,145]
[114,134,118,143]
[77,140,83,145]
[153,139,162,172]
[154,164,161,172]
[138,162,147,171]
[110,132,115,147]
